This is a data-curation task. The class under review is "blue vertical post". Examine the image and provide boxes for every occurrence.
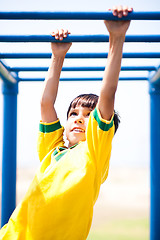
[149,72,160,240]
[1,81,18,227]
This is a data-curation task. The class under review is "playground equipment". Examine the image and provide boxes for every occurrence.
[0,11,160,240]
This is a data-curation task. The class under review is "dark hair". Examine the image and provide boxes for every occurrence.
[67,94,98,118]
[113,110,120,134]
[67,93,120,134]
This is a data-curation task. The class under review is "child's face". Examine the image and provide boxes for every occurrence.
[66,105,92,148]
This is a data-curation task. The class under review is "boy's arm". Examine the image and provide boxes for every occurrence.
[97,6,133,121]
[41,29,72,123]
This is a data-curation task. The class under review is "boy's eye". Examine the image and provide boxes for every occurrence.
[86,112,91,117]
[70,111,77,116]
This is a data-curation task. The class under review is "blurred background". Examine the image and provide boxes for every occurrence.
[0,0,160,239]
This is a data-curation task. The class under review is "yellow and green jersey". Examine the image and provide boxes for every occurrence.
[0,107,114,240]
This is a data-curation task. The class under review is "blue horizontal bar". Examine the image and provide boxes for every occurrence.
[121,66,157,71]
[18,77,148,82]
[0,11,160,20]
[1,52,160,59]
[8,66,157,72]
[0,35,160,42]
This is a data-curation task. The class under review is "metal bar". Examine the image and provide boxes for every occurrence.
[8,66,157,72]
[150,68,160,85]
[0,61,18,226]
[1,82,18,227]
[149,77,160,240]
[1,52,160,59]
[0,35,160,42]
[0,60,17,85]
[121,66,157,71]
[17,77,148,82]
[0,11,160,20]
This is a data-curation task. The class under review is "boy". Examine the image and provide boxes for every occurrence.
[0,6,133,240]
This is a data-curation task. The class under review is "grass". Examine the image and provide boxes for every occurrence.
[87,218,149,240]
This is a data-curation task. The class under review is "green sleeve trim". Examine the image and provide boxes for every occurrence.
[39,120,62,133]
[53,147,67,157]
[55,151,67,162]
[93,107,114,131]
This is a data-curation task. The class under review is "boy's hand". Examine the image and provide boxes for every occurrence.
[104,6,133,38]
[51,29,72,57]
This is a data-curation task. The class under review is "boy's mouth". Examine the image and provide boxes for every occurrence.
[72,127,85,133]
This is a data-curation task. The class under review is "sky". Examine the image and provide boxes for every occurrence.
[0,0,160,172]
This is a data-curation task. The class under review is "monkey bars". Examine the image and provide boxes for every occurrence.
[6,66,158,72]
[0,52,160,59]
[0,11,160,20]
[0,34,160,42]
[0,10,160,240]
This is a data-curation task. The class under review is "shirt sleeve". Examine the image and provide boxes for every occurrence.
[86,107,115,184]
[37,119,65,162]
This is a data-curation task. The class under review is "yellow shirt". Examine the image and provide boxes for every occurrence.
[0,107,114,240]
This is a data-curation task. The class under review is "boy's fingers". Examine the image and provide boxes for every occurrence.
[123,6,129,16]
[112,6,118,16]
[51,29,71,40]
[117,6,123,18]
[59,29,64,40]
[63,29,71,38]
[63,30,68,38]
[51,31,55,36]
[109,6,133,18]
[128,7,133,12]
[123,6,133,16]
[117,5,123,12]
[54,29,59,39]
[112,6,123,18]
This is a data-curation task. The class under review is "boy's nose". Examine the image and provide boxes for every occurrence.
[77,119,83,124]
[75,117,84,124]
